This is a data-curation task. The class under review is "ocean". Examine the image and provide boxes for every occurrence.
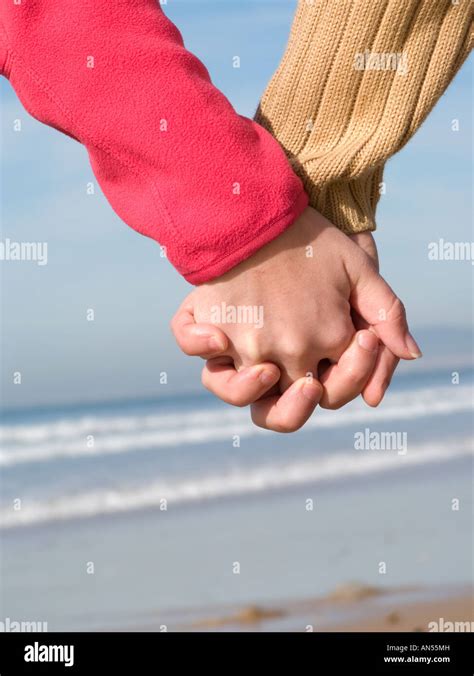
[0,363,472,631]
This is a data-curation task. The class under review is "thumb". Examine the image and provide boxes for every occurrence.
[349,260,422,361]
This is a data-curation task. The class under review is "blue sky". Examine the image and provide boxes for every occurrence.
[1,0,472,408]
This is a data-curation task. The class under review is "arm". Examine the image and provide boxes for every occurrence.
[255,0,473,234]
[173,0,469,424]
[0,0,307,282]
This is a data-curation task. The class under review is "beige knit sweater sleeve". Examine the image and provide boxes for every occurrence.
[255,0,473,234]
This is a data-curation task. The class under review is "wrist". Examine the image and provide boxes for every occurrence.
[349,232,378,269]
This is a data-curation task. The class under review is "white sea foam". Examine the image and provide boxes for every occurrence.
[0,385,472,467]
[0,437,471,529]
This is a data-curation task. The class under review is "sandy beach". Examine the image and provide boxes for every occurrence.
[2,361,472,632]
[177,585,473,633]
[321,592,473,633]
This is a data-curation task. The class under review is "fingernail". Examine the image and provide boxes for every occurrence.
[259,369,277,386]
[243,366,276,385]
[240,366,272,383]
[301,381,320,402]
[208,335,226,351]
[357,331,379,352]
[405,332,422,359]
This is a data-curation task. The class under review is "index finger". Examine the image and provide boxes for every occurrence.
[171,303,229,358]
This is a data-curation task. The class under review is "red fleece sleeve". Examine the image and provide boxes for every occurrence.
[0,0,307,283]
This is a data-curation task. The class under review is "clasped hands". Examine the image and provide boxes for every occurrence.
[171,207,421,432]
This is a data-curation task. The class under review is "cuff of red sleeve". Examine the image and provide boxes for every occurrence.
[181,189,308,285]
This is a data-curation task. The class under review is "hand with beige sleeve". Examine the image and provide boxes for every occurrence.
[171,0,471,431]
[172,206,421,432]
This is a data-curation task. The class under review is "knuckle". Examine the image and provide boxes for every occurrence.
[278,337,309,364]
[274,421,299,433]
[322,322,353,358]
[240,332,266,365]
[180,342,196,357]
[250,411,298,433]
[386,297,406,321]
[331,323,353,350]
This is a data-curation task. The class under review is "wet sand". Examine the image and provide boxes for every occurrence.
[319,593,473,632]
[176,584,473,633]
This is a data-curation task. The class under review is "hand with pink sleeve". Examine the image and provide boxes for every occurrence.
[172,207,420,432]
[0,1,420,434]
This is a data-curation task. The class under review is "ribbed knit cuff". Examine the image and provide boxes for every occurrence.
[256,0,472,237]
[299,165,384,235]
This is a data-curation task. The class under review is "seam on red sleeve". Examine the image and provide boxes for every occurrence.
[0,21,11,76]
[3,25,308,284]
